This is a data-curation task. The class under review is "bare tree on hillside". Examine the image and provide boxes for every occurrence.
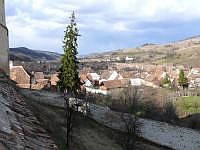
[119,86,141,150]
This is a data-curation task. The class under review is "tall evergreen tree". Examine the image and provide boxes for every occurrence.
[58,11,80,94]
[161,73,171,87]
[178,69,188,89]
[57,11,80,148]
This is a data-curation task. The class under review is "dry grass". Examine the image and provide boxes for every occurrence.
[20,89,171,150]
[98,36,200,65]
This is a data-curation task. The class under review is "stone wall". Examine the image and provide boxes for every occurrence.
[88,103,200,150]
[17,83,48,90]
[0,0,9,74]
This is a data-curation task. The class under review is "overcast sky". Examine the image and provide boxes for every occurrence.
[5,0,200,55]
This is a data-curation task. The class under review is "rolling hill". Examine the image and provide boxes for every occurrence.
[89,35,200,66]
[10,47,62,62]
[10,36,200,66]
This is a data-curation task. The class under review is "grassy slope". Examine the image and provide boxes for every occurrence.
[20,89,171,150]
[176,96,200,114]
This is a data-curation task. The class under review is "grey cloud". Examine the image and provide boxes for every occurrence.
[6,0,200,54]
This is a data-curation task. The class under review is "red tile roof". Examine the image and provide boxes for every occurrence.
[10,66,30,84]
[100,80,127,90]
[50,73,59,86]
[34,72,44,80]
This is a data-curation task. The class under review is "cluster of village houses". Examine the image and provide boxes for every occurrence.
[9,60,200,95]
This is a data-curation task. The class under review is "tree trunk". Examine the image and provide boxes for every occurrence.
[64,91,73,149]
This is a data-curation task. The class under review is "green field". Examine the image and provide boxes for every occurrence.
[176,96,200,114]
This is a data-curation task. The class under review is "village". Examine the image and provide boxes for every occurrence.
[10,58,200,94]
[7,57,200,150]
[2,0,200,149]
